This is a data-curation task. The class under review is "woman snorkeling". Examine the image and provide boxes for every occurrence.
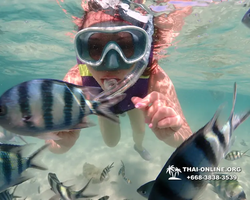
[46,0,193,161]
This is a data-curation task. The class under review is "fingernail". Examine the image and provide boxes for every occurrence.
[135,103,143,108]
[148,123,153,128]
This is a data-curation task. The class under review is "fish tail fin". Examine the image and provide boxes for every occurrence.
[75,178,98,199]
[92,93,126,123]
[204,102,224,134]
[232,111,250,131]
[229,83,250,130]
[27,144,49,170]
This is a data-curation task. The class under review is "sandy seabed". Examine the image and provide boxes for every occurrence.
[8,113,250,200]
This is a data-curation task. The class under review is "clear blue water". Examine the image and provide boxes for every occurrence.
[0,0,250,199]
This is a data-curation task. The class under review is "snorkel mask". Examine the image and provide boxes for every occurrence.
[74,0,154,99]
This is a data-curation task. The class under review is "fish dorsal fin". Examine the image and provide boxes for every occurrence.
[60,178,76,190]
[60,79,101,101]
[203,104,224,135]
[228,82,237,136]
[228,82,237,121]
[78,86,102,101]
[75,178,98,198]
[0,143,32,154]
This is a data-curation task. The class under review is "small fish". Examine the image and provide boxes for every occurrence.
[209,175,247,200]
[100,162,114,182]
[118,160,125,177]
[48,173,97,200]
[0,144,49,193]
[118,160,132,184]
[139,83,250,200]
[0,79,125,140]
[38,185,41,194]
[240,139,248,147]
[242,8,250,29]
[225,149,250,161]
[0,185,21,200]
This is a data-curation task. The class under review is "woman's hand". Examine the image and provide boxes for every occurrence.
[45,130,80,154]
[131,91,183,141]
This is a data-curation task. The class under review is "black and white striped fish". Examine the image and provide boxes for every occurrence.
[0,186,21,200]
[0,79,125,140]
[137,176,247,200]
[48,173,97,200]
[209,175,246,200]
[225,149,250,161]
[118,161,131,184]
[118,160,125,177]
[138,83,250,200]
[0,143,49,193]
[100,162,114,182]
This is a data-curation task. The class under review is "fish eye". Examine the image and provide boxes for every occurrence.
[0,105,7,116]
[142,191,147,194]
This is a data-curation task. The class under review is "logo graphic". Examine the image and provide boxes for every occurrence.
[166,165,182,180]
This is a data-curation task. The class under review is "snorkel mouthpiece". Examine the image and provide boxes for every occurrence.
[104,79,118,90]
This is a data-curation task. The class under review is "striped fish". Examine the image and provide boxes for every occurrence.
[225,149,250,161]
[48,173,97,200]
[209,175,246,200]
[138,83,250,200]
[0,144,49,193]
[100,162,114,182]
[118,160,125,177]
[118,161,132,184]
[0,79,125,140]
[137,177,247,200]
[0,186,21,200]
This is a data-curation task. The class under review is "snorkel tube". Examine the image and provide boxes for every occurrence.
[75,0,154,101]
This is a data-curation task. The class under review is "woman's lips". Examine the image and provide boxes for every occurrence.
[101,78,120,84]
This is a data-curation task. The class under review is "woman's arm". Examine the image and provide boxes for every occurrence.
[46,65,82,154]
[148,64,192,147]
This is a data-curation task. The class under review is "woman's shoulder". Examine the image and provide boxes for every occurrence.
[63,64,83,86]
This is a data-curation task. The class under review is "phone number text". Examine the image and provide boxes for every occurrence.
[186,174,238,181]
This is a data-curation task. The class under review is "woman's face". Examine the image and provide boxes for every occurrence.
[85,21,136,90]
